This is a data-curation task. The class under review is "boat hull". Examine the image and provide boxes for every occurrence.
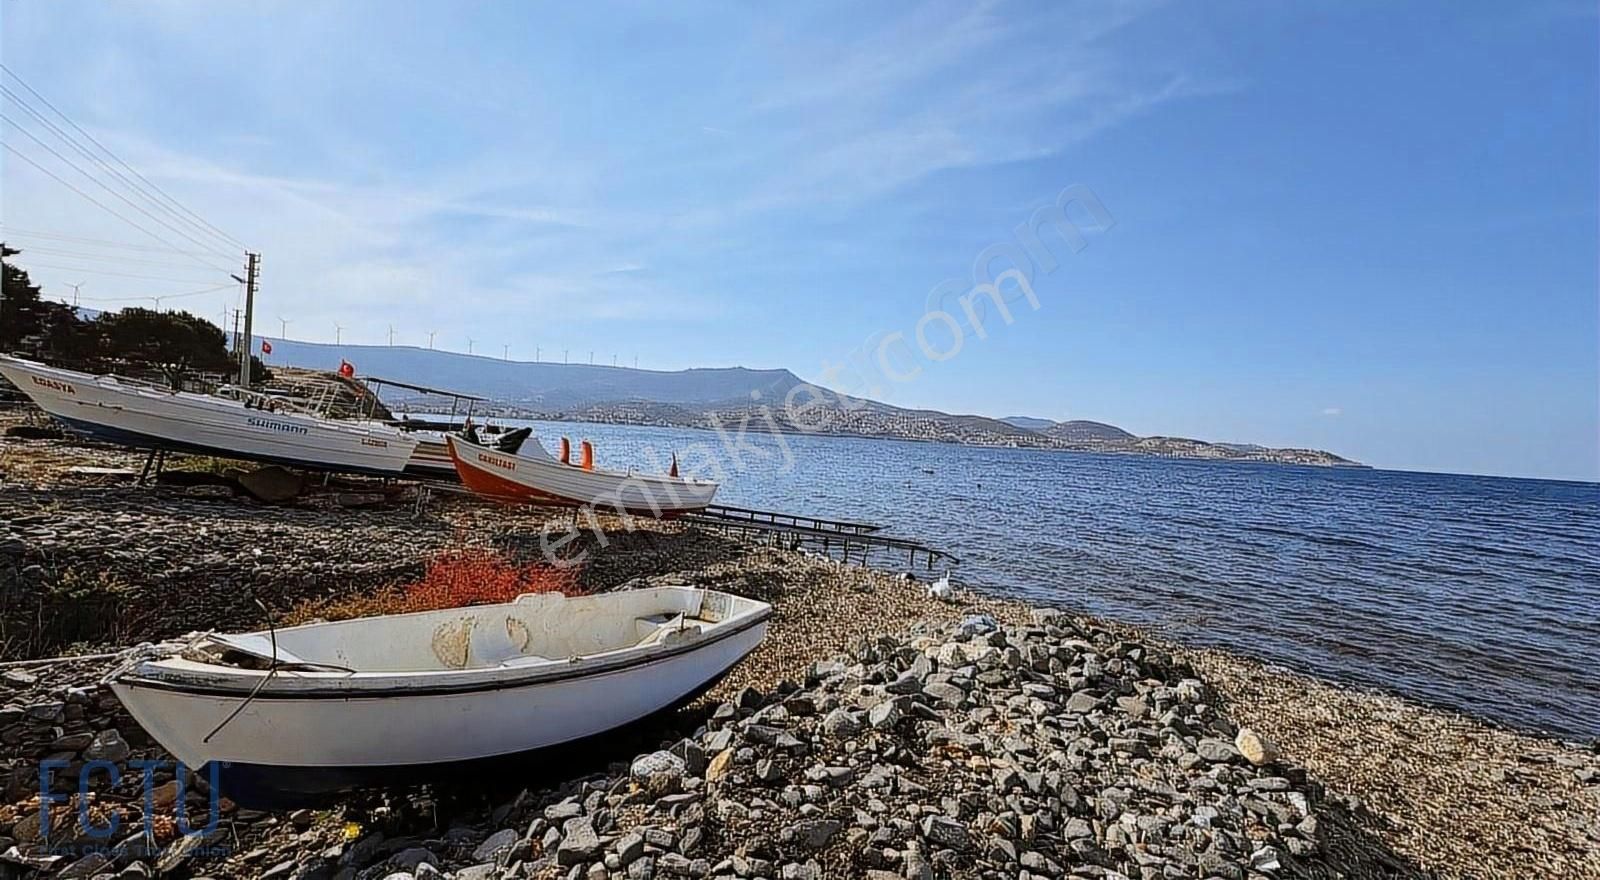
[111,617,766,779]
[447,435,717,516]
[0,356,418,475]
[204,658,744,806]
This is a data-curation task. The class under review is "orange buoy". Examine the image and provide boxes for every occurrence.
[559,437,571,464]
[579,440,594,471]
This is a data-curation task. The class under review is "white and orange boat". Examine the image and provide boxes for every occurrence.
[446,433,717,517]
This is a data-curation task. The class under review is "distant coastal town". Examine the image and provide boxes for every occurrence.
[399,396,1365,468]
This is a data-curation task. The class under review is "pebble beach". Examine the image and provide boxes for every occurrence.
[1,416,1597,879]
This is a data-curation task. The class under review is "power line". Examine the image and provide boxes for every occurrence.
[0,225,223,257]
[0,143,240,278]
[4,244,241,270]
[0,111,237,267]
[64,282,233,304]
[0,83,240,258]
[0,64,245,252]
[15,259,233,284]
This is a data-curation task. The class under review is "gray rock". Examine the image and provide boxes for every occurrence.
[821,707,864,738]
[471,828,518,862]
[1062,692,1102,714]
[632,750,688,782]
[868,700,902,729]
[615,831,646,865]
[81,728,132,763]
[559,817,602,865]
[389,848,439,871]
[1196,739,1240,763]
[918,815,970,850]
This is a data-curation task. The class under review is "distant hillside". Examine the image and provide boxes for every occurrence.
[259,339,803,409]
[257,337,1361,467]
[1045,420,1136,443]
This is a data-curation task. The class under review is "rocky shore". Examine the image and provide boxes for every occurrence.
[1,416,1596,879]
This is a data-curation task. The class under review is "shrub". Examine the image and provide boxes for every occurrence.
[284,548,581,624]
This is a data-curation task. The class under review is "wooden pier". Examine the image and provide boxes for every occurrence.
[683,505,958,571]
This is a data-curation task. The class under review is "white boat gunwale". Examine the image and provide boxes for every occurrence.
[114,597,771,700]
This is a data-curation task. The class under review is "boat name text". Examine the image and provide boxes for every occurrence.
[246,417,309,435]
[478,452,517,472]
[31,376,76,395]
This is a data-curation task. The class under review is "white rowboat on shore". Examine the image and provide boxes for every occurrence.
[0,354,419,475]
[110,586,770,802]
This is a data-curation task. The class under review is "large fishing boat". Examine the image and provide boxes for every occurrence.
[0,354,418,475]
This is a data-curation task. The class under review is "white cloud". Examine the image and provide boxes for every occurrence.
[1322,407,1343,417]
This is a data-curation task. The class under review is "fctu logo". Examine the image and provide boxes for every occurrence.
[38,759,221,845]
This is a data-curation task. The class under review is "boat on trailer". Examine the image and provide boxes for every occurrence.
[447,433,718,516]
[0,354,418,475]
[109,587,770,803]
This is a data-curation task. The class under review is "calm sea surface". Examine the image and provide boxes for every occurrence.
[468,417,1600,740]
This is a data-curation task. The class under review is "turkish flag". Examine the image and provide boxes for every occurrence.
[339,360,355,378]
[260,339,272,355]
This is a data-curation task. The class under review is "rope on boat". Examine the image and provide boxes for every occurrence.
[199,600,357,743]
[203,598,281,743]
[0,650,132,669]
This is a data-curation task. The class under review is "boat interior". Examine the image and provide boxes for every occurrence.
[180,587,765,675]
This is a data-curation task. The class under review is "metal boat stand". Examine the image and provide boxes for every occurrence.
[137,448,168,486]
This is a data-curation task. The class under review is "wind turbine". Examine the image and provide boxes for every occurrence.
[502,344,509,360]
[278,317,290,337]
[334,323,344,344]
[467,337,476,355]
[388,324,396,346]
[427,330,436,349]
[68,282,84,308]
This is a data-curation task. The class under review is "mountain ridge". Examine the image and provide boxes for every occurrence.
[259,338,1362,467]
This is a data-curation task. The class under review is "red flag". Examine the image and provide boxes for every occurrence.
[338,359,355,378]
[260,339,272,355]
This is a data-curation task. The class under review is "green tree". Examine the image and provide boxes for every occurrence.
[2,245,269,387]
[1,243,74,352]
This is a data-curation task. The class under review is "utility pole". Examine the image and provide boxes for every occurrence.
[230,309,241,358]
[236,252,260,385]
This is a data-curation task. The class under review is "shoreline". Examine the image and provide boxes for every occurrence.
[1,422,1596,877]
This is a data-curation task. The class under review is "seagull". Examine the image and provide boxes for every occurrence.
[927,574,953,601]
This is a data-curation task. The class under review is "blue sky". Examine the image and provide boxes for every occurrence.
[1,1,1595,480]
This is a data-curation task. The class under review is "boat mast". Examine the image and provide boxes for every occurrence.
[238,252,260,386]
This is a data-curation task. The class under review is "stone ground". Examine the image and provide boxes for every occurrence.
[0,410,1596,878]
